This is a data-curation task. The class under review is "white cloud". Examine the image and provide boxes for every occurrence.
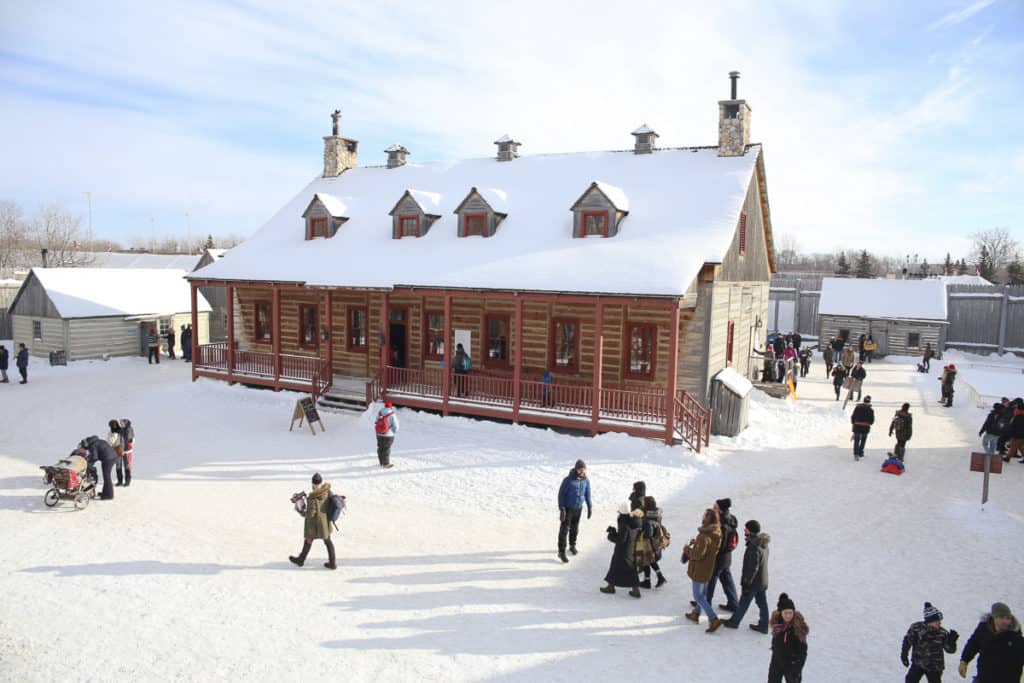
[927,0,996,30]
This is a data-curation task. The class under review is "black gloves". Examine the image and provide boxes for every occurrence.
[587,507,592,519]
[901,654,909,667]
[559,509,566,523]
[606,525,616,534]
[948,630,959,646]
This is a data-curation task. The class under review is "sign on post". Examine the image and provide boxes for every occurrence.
[970,452,1002,504]
[290,396,325,435]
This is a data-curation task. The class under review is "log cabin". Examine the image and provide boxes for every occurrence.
[187,73,776,449]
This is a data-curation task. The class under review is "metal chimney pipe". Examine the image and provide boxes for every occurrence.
[729,71,740,100]
[41,248,48,268]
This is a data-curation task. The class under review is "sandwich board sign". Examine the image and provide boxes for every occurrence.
[290,396,325,435]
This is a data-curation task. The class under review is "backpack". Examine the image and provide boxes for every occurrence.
[374,411,390,434]
[623,527,643,567]
[726,529,739,551]
[650,521,672,552]
[325,493,347,530]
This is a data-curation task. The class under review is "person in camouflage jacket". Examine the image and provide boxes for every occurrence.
[901,602,958,682]
[888,403,914,462]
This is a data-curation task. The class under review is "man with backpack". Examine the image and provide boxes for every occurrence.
[722,519,771,633]
[888,403,913,462]
[374,401,398,469]
[557,459,592,563]
[289,472,337,570]
[453,342,471,397]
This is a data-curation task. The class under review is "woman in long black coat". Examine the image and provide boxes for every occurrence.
[82,435,118,500]
[600,501,642,598]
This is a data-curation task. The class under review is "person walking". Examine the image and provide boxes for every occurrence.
[181,324,193,362]
[901,602,958,683]
[823,343,835,379]
[146,327,160,364]
[81,434,118,500]
[600,501,642,598]
[0,344,8,383]
[832,335,845,361]
[849,362,867,401]
[703,498,740,613]
[723,519,771,633]
[979,403,1004,456]
[841,344,857,372]
[374,401,398,469]
[628,480,646,513]
[683,508,724,633]
[798,346,811,378]
[831,364,848,401]
[1004,399,1024,463]
[922,343,934,372]
[996,397,1013,457]
[864,334,877,363]
[889,403,913,462]
[16,343,28,384]
[165,326,176,360]
[851,396,875,460]
[767,593,809,683]
[638,496,668,589]
[289,473,337,570]
[857,333,867,362]
[557,459,592,563]
[938,365,957,408]
[958,602,1024,681]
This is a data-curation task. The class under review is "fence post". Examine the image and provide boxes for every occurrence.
[794,279,801,335]
[997,285,1009,355]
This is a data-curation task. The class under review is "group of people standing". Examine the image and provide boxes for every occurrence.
[755,332,805,385]
[980,397,1024,462]
[77,418,135,500]
[0,343,29,384]
[146,324,193,364]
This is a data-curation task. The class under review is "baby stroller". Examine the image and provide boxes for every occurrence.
[40,451,96,509]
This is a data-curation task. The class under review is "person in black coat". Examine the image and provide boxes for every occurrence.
[82,435,118,500]
[0,344,8,383]
[600,501,642,598]
[181,325,193,362]
[767,593,809,683]
[706,498,740,611]
[959,602,1024,682]
[628,481,646,512]
[16,343,28,384]
[851,396,875,460]
[831,364,847,401]
[166,327,176,360]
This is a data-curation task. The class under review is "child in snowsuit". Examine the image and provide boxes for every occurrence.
[901,602,958,683]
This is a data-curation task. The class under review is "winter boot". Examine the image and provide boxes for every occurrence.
[655,573,667,588]
[706,618,723,633]
[599,583,615,594]
[629,587,642,599]
[718,603,736,611]
[558,551,569,563]
[638,579,651,589]
[324,539,337,570]
[125,471,131,487]
[568,546,578,555]
[684,611,700,623]
[289,540,312,567]
[749,624,770,634]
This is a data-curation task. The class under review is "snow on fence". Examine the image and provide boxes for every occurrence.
[945,284,1024,356]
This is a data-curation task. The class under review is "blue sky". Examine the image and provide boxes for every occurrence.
[1,0,1021,261]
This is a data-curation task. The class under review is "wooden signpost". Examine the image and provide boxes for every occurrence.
[970,452,1002,504]
[290,396,325,435]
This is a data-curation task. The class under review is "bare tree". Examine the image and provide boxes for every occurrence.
[29,204,94,267]
[0,201,29,276]
[776,233,800,268]
[969,227,1019,276]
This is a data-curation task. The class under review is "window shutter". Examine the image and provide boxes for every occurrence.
[738,211,747,255]
[726,320,735,365]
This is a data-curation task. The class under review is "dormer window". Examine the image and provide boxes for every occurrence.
[301,193,348,240]
[389,190,441,239]
[570,182,628,238]
[454,187,507,238]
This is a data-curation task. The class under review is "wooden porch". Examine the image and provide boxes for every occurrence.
[193,342,331,397]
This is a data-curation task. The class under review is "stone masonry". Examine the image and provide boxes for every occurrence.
[717,100,751,157]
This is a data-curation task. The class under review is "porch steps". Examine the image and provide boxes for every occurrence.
[318,381,370,414]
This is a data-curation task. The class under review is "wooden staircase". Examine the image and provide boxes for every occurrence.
[317,376,371,414]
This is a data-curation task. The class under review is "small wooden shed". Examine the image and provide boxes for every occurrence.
[817,278,948,357]
[8,268,212,361]
[710,367,753,436]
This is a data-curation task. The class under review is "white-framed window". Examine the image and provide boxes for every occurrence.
[32,320,42,340]
[158,319,171,335]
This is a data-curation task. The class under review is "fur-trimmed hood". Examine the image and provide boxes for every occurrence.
[307,482,331,500]
[982,614,1022,634]
[771,610,809,641]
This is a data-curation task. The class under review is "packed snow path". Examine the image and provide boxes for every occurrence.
[0,352,1020,681]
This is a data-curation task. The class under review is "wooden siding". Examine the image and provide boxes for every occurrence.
[8,273,60,318]
[304,201,343,238]
[12,315,65,358]
[571,188,624,238]
[455,194,500,237]
[719,170,772,283]
[391,195,434,239]
[819,315,944,357]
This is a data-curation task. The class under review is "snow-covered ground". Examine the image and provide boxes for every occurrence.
[1,349,1022,681]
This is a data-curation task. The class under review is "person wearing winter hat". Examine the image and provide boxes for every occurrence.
[557,460,592,563]
[850,395,875,460]
[889,403,914,462]
[901,602,958,682]
[703,498,740,612]
[374,400,399,468]
[723,519,771,633]
[628,481,646,512]
[683,508,724,633]
[938,365,957,408]
[289,472,337,570]
[979,402,1005,456]
[959,602,1024,681]
[600,500,643,598]
[767,593,808,683]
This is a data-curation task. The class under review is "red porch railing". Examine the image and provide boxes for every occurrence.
[195,343,330,399]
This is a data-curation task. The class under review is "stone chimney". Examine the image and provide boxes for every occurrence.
[323,109,359,177]
[631,123,658,154]
[718,71,752,157]
[494,134,521,161]
[385,144,409,169]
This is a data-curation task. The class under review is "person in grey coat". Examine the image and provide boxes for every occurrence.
[0,344,8,383]
[723,519,771,633]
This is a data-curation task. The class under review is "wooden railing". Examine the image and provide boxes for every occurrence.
[601,387,666,423]
[519,380,592,414]
[195,343,330,397]
[674,392,711,453]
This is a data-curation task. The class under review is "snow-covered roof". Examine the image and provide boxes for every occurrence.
[26,268,211,318]
[494,134,515,144]
[312,192,347,217]
[593,181,629,212]
[0,278,22,287]
[818,277,947,321]
[934,274,993,286]
[82,252,204,270]
[205,249,228,259]
[715,367,753,397]
[191,146,762,296]
[407,189,441,214]
[631,124,656,135]
[385,144,408,153]
[477,188,508,215]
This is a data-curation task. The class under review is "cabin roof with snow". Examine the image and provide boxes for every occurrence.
[191,145,771,297]
[818,277,947,322]
[10,268,212,319]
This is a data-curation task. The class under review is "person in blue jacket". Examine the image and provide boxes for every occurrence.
[557,459,592,563]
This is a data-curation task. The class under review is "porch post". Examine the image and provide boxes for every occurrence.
[442,293,452,415]
[380,292,390,394]
[512,296,523,422]
[665,303,681,446]
[190,282,198,382]
[272,286,281,386]
[325,290,333,374]
[226,284,235,384]
[590,300,604,435]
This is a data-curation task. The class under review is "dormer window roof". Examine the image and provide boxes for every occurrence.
[569,181,629,238]
[388,189,442,239]
[301,193,348,240]
[453,187,508,238]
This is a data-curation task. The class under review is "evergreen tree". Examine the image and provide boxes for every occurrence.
[918,258,930,278]
[943,252,953,275]
[835,251,851,276]
[1005,254,1024,285]
[977,246,995,281]
[854,250,874,278]
[205,234,214,249]
[956,258,968,275]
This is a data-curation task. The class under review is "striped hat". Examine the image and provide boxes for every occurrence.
[923,602,942,623]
